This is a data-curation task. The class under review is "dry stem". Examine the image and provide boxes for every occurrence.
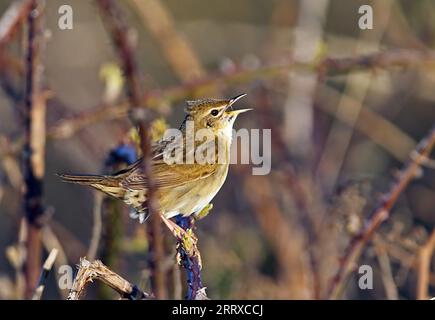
[23,0,46,299]
[68,258,150,300]
[416,229,435,300]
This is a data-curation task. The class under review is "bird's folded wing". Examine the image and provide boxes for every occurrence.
[120,137,219,189]
[121,160,218,190]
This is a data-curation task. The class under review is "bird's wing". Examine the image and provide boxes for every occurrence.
[119,138,219,190]
[121,161,217,190]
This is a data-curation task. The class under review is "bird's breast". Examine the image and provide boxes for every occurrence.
[160,163,229,218]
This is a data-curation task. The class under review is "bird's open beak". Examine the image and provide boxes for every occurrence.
[225,93,250,117]
[226,108,252,117]
[229,93,247,106]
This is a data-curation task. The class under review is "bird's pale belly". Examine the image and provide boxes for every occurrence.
[159,164,229,218]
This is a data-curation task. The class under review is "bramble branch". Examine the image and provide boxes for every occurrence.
[160,214,208,300]
[326,125,435,299]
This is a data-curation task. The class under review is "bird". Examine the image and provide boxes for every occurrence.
[58,94,250,223]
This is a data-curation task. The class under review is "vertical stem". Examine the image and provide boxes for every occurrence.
[416,229,435,300]
[23,0,45,299]
[95,0,167,299]
[175,216,203,300]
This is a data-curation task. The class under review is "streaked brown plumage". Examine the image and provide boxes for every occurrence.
[58,94,250,222]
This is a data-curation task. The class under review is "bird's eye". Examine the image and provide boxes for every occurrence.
[210,109,219,116]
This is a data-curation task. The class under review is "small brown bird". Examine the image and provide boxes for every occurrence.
[59,94,250,222]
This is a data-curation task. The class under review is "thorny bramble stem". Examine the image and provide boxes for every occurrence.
[175,215,206,300]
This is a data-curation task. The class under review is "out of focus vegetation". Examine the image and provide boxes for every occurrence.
[0,0,434,300]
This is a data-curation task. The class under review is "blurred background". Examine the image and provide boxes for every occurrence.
[0,0,434,300]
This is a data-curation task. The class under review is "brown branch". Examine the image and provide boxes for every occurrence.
[416,228,435,300]
[45,49,435,140]
[318,49,435,76]
[68,258,150,300]
[23,0,46,299]
[95,0,167,299]
[326,125,435,299]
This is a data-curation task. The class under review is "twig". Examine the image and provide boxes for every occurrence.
[411,150,435,169]
[23,0,46,299]
[175,216,207,300]
[95,0,166,299]
[326,125,435,299]
[31,248,58,300]
[372,235,398,300]
[416,228,435,300]
[159,214,207,300]
[47,49,435,140]
[68,258,150,300]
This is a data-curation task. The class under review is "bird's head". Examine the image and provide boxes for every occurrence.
[183,94,250,134]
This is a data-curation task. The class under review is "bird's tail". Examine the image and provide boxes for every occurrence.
[58,173,125,199]
[57,173,107,185]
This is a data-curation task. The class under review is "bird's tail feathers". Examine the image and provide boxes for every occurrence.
[57,173,107,186]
